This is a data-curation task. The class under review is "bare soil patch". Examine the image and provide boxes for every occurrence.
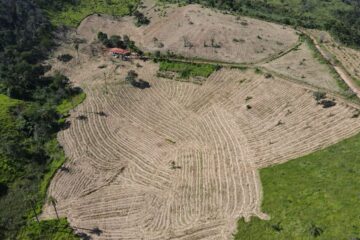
[77,4,299,64]
[308,30,360,84]
[262,42,342,93]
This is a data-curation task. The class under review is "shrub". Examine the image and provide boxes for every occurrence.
[57,54,73,62]
[154,50,161,58]
[125,70,138,82]
[233,38,245,43]
[313,91,326,101]
[133,10,150,26]
[97,32,108,43]
[245,96,253,101]
[271,222,283,232]
[351,110,360,118]
[125,71,150,89]
[309,224,323,237]
[255,68,262,74]
[264,73,272,78]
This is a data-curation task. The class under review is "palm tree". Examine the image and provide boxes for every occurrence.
[30,199,40,224]
[48,196,59,220]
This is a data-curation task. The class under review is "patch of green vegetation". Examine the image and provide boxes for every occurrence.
[0,95,22,184]
[56,92,86,116]
[17,218,79,240]
[230,65,248,71]
[159,61,219,78]
[45,0,139,27]
[234,132,360,239]
[37,140,67,209]
[254,67,263,74]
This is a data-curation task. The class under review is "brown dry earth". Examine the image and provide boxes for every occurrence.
[41,5,360,240]
[262,42,342,93]
[308,30,360,82]
[76,4,299,64]
[305,29,360,98]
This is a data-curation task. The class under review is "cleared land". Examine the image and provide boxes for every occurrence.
[308,30,360,85]
[303,29,360,99]
[37,3,360,239]
[41,37,360,240]
[77,4,299,64]
[262,41,342,93]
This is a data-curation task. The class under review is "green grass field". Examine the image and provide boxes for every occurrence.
[46,0,139,27]
[159,61,219,78]
[234,132,360,240]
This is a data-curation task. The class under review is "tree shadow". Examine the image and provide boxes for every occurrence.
[73,226,104,237]
[90,227,103,236]
[75,232,92,240]
[59,166,70,173]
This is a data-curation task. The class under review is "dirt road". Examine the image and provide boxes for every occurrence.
[305,31,360,98]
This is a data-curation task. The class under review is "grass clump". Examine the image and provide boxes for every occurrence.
[159,60,219,79]
[234,132,360,239]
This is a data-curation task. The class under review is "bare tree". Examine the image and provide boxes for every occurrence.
[74,43,79,63]
[48,196,60,220]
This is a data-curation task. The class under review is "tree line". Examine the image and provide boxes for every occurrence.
[0,0,80,170]
[0,0,81,238]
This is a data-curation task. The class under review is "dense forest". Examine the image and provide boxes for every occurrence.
[0,0,82,239]
[164,0,360,47]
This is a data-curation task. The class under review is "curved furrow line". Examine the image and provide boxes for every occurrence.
[214,107,255,216]
[107,86,200,142]
[205,109,236,215]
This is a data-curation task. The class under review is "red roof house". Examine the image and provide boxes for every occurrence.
[109,48,130,55]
